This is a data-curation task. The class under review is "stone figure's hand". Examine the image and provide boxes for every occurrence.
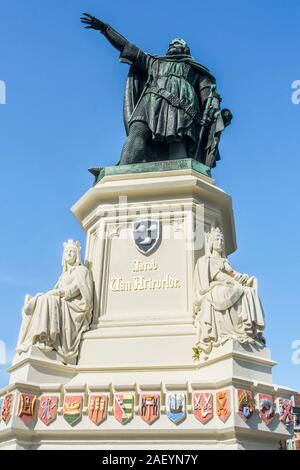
[246,276,255,287]
[234,272,249,285]
[23,299,34,315]
[47,289,64,297]
[239,274,249,285]
[24,294,32,304]
[80,13,107,32]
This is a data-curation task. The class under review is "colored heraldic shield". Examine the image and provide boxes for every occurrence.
[1,394,13,424]
[166,393,186,424]
[63,396,83,426]
[114,394,134,424]
[278,398,294,426]
[237,389,255,421]
[216,390,231,423]
[258,394,275,425]
[193,393,213,424]
[38,396,58,426]
[140,394,160,424]
[88,395,108,425]
[18,393,37,424]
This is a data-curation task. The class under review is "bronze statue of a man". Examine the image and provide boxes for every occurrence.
[81,13,232,167]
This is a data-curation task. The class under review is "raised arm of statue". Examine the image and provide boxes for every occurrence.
[81,13,129,53]
[81,13,149,75]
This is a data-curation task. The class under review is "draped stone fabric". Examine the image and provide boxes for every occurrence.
[193,255,265,355]
[16,265,93,362]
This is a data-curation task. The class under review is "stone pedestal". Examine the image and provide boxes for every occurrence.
[0,160,294,449]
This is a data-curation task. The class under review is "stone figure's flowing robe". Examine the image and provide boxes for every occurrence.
[193,255,265,354]
[16,265,93,361]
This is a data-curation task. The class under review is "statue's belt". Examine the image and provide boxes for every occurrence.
[142,86,201,125]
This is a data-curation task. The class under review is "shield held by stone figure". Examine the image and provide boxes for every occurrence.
[258,394,275,425]
[278,398,294,426]
[193,393,213,424]
[133,220,160,255]
[216,390,231,423]
[237,389,255,421]
[88,395,108,425]
[1,394,13,424]
[166,393,186,424]
[18,393,37,424]
[38,395,58,426]
[63,396,83,426]
[114,394,134,424]
[140,394,160,424]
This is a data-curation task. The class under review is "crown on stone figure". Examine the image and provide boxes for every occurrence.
[63,239,81,251]
[205,226,226,256]
[205,226,223,243]
[210,227,223,239]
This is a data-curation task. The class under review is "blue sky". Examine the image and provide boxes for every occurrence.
[0,0,299,391]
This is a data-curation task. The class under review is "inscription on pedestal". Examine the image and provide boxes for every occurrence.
[103,223,188,321]
[110,260,181,292]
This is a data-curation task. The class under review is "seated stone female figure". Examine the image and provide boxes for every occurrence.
[16,240,93,363]
[193,227,265,357]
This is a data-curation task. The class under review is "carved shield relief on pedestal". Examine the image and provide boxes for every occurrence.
[133,220,160,255]
[193,392,213,424]
[166,393,186,424]
[278,398,294,426]
[216,390,231,423]
[18,393,37,424]
[140,394,160,424]
[258,394,275,425]
[88,395,108,425]
[114,394,134,424]
[1,394,13,424]
[237,389,255,421]
[0,397,3,422]
[63,396,83,426]
[38,396,58,426]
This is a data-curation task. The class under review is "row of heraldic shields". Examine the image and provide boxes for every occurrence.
[0,391,294,427]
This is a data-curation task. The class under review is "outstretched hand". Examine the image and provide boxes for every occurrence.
[80,12,106,32]
[238,274,250,286]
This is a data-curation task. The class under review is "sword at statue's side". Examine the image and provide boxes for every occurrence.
[194,84,216,164]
